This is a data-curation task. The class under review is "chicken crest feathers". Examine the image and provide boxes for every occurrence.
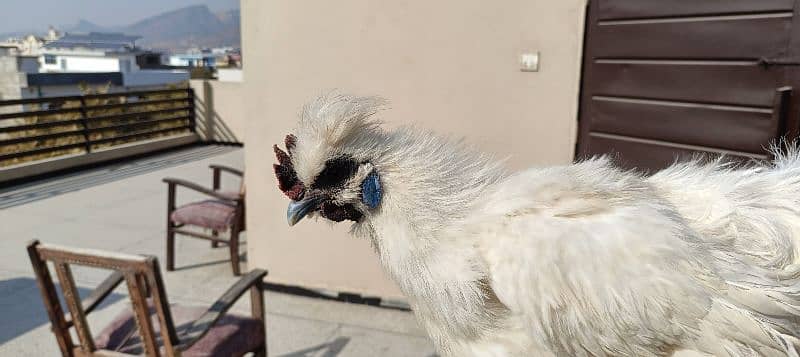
[291,92,388,184]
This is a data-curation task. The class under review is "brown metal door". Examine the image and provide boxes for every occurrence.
[576,0,800,172]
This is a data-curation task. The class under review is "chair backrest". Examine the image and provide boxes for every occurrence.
[211,165,245,198]
[27,240,180,357]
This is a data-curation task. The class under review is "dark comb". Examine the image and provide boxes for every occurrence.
[273,134,305,200]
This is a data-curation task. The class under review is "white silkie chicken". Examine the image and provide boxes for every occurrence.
[273,93,800,357]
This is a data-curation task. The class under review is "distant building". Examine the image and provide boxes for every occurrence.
[0,46,37,100]
[0,46,38,127]
[136,51,169,69]
[168,51,216,68]
[0,31,190,99]
[41,32,142,73]
[0,26,59,57]
[168,47,242,70]
[0,35,46,57]
[210,47,236,55]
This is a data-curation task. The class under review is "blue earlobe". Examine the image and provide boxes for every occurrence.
[361,171,382,209]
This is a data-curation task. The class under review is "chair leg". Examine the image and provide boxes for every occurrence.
[229,228,241,276]
[166,229,176,271]
[166,183,177,272]
[211,230,219,248]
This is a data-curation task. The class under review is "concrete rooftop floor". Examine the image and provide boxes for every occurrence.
[0,145,435,356]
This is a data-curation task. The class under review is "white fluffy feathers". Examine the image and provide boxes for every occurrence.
[288,93,800,356]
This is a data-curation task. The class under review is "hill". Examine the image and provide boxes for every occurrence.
[63,5,240,51]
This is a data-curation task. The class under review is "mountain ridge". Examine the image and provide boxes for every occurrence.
[2,5,240,52]
[124,5,237,50]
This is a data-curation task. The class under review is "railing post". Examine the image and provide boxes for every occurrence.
[187,87,197,133]
[78,97,91,153]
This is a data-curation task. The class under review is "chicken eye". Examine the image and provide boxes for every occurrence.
[311,156,359,190]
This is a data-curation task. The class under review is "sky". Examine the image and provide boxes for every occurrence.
[0,0,239,34]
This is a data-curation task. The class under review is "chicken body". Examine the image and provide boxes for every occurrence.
[363,154,800,356]
[277,94,800,356]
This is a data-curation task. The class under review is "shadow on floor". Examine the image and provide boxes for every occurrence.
[0,277,124,344]
[172,249,247,272]
[0,145,239,209]
[279,336,350,357]
[172,258,234,271]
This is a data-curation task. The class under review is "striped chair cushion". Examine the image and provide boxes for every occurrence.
[170,200,237,231]
[95,302,264,356]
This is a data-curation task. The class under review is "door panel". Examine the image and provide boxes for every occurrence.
[586,135,765,172]
[593,16,792,59]
[577,0,797,172]
[589,64,783,107]
[598,0,795,20]
[589,98,775,153]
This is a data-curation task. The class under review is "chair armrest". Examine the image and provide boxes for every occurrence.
[162,178,241,202]
[176,269,268,351]
[209,165,243,177]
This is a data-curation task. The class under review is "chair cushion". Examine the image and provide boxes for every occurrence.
[95,302,264,356]
[170,200,237,231]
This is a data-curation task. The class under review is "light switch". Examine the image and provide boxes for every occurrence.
[520,52,540,72]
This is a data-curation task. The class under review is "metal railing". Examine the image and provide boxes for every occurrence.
[0,88,196,167]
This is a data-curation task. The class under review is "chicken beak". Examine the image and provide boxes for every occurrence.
[287,196,323,226]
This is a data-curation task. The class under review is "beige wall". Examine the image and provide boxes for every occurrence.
[242,0,588,299]
[190,79,245,143]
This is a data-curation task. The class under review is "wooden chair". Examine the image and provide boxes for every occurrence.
[163,165,246,275]
[27,240,267,357]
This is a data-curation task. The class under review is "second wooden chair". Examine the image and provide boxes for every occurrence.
[163,164,246,275]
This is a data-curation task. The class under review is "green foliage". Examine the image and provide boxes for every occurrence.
[190,67,216,80]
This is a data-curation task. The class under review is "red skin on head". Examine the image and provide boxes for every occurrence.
[273,134,305,201]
